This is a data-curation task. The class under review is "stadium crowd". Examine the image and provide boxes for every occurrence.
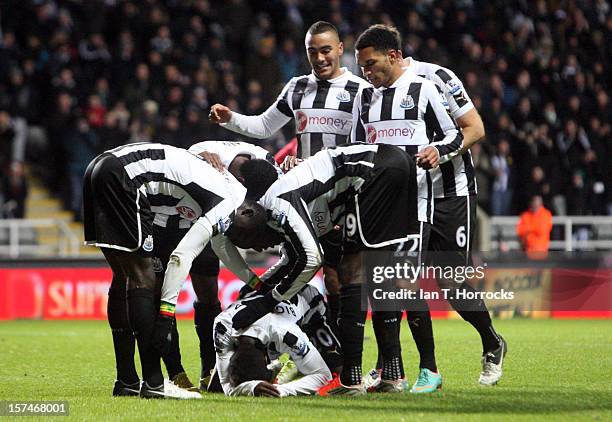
[0,0,610,219]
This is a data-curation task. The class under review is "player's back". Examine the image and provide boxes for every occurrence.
[107,142,246,222]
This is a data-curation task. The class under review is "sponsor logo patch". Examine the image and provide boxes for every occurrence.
[446,79,461,95]
[366,124,377,143]
[176,205,197,220]
[296,111,308,132]
[218,216,232,234]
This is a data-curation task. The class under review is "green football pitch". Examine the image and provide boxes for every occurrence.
[1,319,610,421]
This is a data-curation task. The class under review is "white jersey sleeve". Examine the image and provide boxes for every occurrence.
[160,172,246,305]
[429,66,474,120]
[188,140,272,168]
[220,80,294,139]
[211,235,258,284]
[273,324,332,397]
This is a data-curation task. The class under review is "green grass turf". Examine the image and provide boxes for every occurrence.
[1,319,611,421]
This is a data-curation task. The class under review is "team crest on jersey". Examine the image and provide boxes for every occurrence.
[366,125,377,143]
[152,257,164,273]
[400,94,415,109]
[142,235,154,252]
[296,111,308,132]
[176,206,197,220]
[336,89,351,102]
[446,79,461,95]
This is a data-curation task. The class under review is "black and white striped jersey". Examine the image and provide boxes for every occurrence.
[256,144,414,301]
[107,143,246,234]
[215,285,331,397]
[405,57,477,198]
[221,68,370,158]
[350,69,463,222]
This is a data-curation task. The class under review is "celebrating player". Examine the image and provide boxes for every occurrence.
[209,21,371,328]
[350,24,466,393]
[223,143,423,395]
[149,140,281,390]
[214,286,334,397]
[83,143,245,398]
[400,49,507,387]
[354,24,506,387]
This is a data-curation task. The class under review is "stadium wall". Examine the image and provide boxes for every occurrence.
[0,260,609,320]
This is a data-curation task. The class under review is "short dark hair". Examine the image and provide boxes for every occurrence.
[307,21,339,38]
[355,24,402,52]
[228,336,271,387]
[240,159,279,200]
[228,200,268,234]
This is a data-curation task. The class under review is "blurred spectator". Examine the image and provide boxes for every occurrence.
[0,110,27,218]
[0,0,609,218]
[516,195,553,259]
[490,139,513,216]
[245,36,282,104]
[63,117,97,220]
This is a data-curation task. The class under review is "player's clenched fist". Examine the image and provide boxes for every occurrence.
[209,104,232,123]
[415,146,440,170]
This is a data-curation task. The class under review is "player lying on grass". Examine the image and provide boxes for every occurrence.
[213,285,336,397]
[224,143,438,395]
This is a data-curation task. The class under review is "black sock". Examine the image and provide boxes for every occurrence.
[447,283,501,352]
[338,285,366,386]
[163,321,184,380]
[154,293,184,379]
[372,311,404,379]
[108,287,139,384]
[128,288,163,387]
[326,293,340,336]
[194,300,222,378]
[406,304,437,372]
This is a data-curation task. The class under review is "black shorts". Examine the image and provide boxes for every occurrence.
[343,144,420,253]
[83,153,154,255]
[151,221,220,277]
[421,195,476,267]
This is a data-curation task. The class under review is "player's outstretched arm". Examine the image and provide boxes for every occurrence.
[209,80,294,139]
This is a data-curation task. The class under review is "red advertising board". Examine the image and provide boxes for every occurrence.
[0,266,609,320]
[0,267,324,321]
